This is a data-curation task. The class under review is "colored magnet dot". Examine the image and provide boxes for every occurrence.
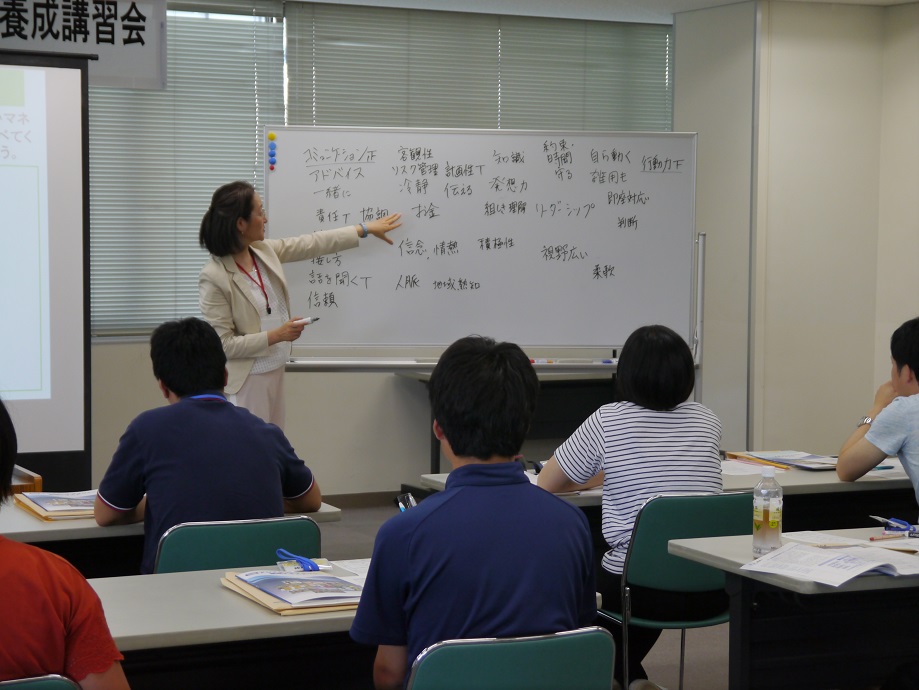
[267,132,276,141]
[269,164,275,170]
[269,157,277,165]
[269,142,277,151]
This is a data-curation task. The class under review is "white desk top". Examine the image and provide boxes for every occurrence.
[420,463,912,506]
[92,561,602,652]
[419,472,604,506]
[668,527,919,596]
[0,501,342,543]
[90,562,364,651]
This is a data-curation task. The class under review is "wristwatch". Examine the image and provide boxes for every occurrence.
[857,416,873,428]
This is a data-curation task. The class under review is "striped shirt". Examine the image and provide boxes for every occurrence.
[554,401,722,574]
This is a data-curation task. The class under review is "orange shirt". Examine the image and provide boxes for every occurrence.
[0,536,123,682]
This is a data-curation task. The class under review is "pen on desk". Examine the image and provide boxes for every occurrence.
[870,533,907,541]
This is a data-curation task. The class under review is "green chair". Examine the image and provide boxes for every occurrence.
[599,491,752,690]
[405,626,615,690]
[0,676,80,689]
[153,515,321,573]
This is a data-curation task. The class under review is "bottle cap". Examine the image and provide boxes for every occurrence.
[762,466,775,478]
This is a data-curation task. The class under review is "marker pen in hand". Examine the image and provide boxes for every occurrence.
[292,317,319,326]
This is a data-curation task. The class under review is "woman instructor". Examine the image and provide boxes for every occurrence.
[199,180,401,428]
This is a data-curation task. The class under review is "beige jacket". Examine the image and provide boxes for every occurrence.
[198,226,359,394]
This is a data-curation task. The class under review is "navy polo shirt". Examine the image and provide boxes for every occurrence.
[98,394,314,573]
[350,461,596,683]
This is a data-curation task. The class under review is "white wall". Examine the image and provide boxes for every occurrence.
[91,341,432,494]
[676,0,919,457]
[875,4,919,384]
[674,1,757,451]
[753,1,884,453]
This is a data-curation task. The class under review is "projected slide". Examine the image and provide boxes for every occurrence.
[0,68,51,400]
[0,59,86,456]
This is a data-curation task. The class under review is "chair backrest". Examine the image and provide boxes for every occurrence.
[0,675,80,689]
[153,515,320,573]
[405,626,615,690]
[623,491,752,592]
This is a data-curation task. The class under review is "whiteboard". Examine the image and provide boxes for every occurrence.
[264,127,696,349]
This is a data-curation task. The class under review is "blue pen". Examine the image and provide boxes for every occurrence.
[276,548,321,571]
[869,515,910,531]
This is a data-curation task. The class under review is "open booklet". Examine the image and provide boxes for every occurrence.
[728,451,838,471]
[741,539,919,587]
[221,561,367,616]
[14,490,97,520]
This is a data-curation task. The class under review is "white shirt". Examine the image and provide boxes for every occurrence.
[242,256,291,375]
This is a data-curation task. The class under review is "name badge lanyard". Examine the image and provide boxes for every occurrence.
[235,255,272,315]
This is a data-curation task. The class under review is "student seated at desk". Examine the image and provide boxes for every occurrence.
[0,398,130,689]
[350,336,596,690]
[838,316,919,512]
[538,324,723,690]
[94,317,321,574]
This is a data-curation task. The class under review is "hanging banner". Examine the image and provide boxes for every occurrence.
[0,0,165,89]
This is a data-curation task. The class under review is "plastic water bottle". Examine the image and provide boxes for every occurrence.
[752,466,783,556]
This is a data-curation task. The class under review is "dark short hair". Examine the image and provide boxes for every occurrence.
[0,398,18,502]
[199,180,256,257]
[616,325,695,411]
[429,336,539,460]
[150,318,227,398]
[891,316,919,376]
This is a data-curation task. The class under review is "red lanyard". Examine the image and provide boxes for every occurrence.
[235,254,272,314]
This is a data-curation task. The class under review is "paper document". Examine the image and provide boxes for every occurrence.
[235,570,363,607]
[23,490,97,511]
[331,558,371,579]
[784,530,919,553]
[722,459,778,476]
[741,542,919,586]
[748,451,837,471]
[14,490,97,520]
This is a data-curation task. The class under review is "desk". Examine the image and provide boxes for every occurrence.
[669,528,919,689]
[0,502,343,578]
[90,563,372,690]
[421,467,917,575]
[420,467,917,530]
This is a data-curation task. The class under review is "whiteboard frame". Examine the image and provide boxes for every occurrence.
[265,125,699,356]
